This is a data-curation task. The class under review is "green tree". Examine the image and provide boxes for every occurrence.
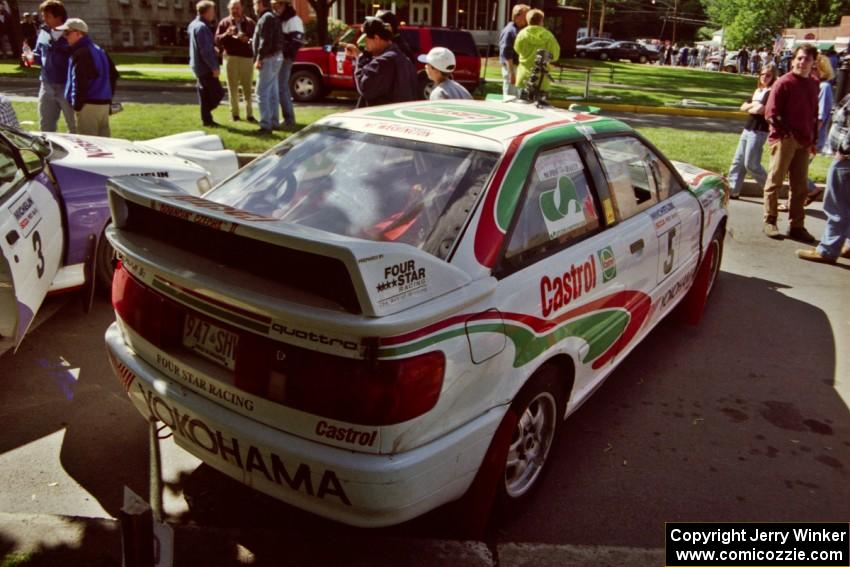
[702,0,850,48]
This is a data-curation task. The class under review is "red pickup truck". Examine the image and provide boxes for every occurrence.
[290,26,481,102]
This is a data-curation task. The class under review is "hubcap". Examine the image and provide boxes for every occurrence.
[294,77,315,98]
[505,391,557,498]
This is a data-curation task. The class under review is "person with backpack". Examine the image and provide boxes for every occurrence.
[796,94,850,264]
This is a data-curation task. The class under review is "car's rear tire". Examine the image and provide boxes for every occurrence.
[452,363,566,537]
[599,52,609,61]
[677,226,725,325]
[95,228,118,293]
[638,54,647,63]
[290,69,324,103]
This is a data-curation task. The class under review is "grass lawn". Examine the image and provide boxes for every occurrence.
[5,54,757,107]
[10,100,342,153]
[480,57,756,108]
[9,99,831,182]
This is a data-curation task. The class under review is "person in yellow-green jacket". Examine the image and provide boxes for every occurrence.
[514,9,560,93]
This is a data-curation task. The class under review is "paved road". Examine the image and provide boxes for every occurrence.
[0,197,847,553]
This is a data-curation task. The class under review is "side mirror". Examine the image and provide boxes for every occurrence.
[323,44,333,53]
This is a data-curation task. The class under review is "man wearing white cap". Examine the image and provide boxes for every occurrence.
[57,17,117,136]
[418,47,472,101]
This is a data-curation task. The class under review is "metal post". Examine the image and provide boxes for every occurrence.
[149,417,164,523]
[584,69,590,98]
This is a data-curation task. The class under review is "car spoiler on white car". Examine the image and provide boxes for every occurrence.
[106,175,473,321]
[138,131,239,185]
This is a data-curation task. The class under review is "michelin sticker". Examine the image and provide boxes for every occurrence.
[9,192,41,237]
[539,176,586,239]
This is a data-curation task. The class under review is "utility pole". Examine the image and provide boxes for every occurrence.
[671,0,678,44]
[598,0,605,36]
[587,0,593,38]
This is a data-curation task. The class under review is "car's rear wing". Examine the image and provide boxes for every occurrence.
[106,175,472,320]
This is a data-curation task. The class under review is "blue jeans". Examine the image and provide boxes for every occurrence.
[501,62,517,97]
[256,52,283,130]
[816,158,850,259]
[727,129,768,196]
[38,81,75,133]
[278,57,295,126]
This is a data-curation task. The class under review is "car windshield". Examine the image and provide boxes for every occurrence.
[587,41,610,48]
[206,126,498,258]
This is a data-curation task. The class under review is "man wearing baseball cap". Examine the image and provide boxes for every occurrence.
[343,16,416,107]
[57,17,117,136]
[418,47,472,100]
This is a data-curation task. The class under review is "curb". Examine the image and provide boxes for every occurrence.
[0,512,665,566]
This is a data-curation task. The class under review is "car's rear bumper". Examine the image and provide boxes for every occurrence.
[105,322,504,527]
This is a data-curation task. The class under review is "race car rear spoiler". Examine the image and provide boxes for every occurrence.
[106,176,473,319]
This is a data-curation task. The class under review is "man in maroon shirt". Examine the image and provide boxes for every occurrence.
[762,44,819,242]
[215,0,256,122]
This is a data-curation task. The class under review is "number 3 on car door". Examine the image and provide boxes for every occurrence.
[657,223,681,282]
[0,180,64,348]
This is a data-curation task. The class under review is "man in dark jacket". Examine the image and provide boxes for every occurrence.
[344,17,416,107]
[189,0,223,127]
[30,0,75,132]
[272,0,303,129]
[252,0,283,134]
[58,18,117,137]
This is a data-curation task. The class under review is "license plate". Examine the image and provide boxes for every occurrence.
[182,315,239,370]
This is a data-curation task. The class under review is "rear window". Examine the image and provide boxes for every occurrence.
[430,30,477,57]
[206,126,498,259]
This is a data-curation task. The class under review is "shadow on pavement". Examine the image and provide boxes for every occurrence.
[0,266,847,562]
[495,270,849,547]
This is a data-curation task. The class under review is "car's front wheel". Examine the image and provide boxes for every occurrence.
[599,52,609,61]
[638,54,648,63]
[290,69,324,103]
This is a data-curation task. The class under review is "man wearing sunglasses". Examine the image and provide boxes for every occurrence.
[57,17,117,137]
[343,17,416,107]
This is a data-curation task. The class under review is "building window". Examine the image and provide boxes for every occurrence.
[173,0,182,8]
[142,29,153,46]
[158,0,168,6]
[118,0,130,5]
[121,29,134,47]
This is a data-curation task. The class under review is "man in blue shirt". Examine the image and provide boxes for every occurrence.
[189,0,224,127]
[498,4,529,97]
[29,0,75,132]
[59,18,117,137]
[252,0,283,134]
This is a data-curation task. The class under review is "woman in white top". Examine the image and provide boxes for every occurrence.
[418,47,473,101]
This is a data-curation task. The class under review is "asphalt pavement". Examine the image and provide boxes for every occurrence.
[1,194,848,565]
[0,85,847,564]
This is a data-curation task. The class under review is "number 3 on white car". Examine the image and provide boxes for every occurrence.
[104,100,728,528]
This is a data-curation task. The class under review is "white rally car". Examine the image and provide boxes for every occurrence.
[0,127,238,350]
[104,100,727,527]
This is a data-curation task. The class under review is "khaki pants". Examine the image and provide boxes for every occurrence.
[75,104,110,137]
[763,137,809,228]
[225,55,254,119]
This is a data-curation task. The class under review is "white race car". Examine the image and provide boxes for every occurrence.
[0,127,238,350]
[104,100,728,527]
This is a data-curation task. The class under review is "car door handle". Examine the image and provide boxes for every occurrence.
[630,238,644,254]
[5,230,19,246]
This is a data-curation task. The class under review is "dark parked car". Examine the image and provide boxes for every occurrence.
[291,26,480,102]
[576,40,612,58]
[586,41,659,63]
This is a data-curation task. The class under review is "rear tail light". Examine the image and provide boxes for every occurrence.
[112,264,445,427]
[112,264,182,348]
[259,350,445,426]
